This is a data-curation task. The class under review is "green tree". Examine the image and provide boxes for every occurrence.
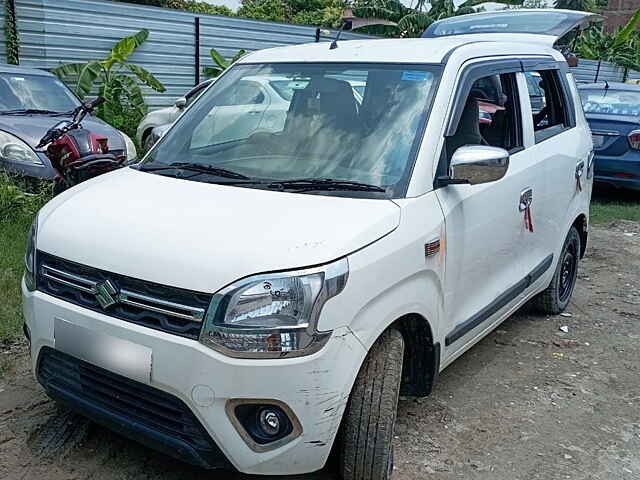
[52,29,165,138]
[122,0,164,5]
[290,0,346,28]
[163,0,234,15]
[554,0,600,12]
[354,0,525,38]
[238,0,287,22]
[4,0,20,65]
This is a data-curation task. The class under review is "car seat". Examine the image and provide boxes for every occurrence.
[446,96,487,159]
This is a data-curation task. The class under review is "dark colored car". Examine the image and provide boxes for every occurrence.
[578,82,640,191]
[0,64,136,180]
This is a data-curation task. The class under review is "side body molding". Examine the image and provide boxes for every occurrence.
[445,254,553,346]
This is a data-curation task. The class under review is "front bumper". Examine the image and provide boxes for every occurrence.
[23,282,367,475]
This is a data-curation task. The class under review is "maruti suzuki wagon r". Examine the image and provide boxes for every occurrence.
[23,9,596,480]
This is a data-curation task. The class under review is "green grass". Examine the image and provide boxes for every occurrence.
[590,187,640,224]
[0,173,50,344]
[0,215,31,343]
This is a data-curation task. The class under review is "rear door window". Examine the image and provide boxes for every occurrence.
[524,69,571,143]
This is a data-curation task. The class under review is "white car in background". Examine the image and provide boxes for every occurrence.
[137,79,213,150]
[138,76,365,150]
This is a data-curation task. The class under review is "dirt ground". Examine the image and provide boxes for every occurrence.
[1,221,639,480]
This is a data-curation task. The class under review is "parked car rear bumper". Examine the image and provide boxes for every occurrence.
[594,151,640,191]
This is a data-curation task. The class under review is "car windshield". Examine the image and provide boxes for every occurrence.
[0,73,80,113]
[143,63,441,198]
[579,88,640,116]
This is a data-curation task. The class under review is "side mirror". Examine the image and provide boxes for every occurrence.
[175,97,187,109]
[450,145,509,185]
[565,53,579,68]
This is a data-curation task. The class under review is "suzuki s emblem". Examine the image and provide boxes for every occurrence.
[94,280,118,309]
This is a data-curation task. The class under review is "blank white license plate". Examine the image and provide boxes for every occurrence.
[54,318,152,383]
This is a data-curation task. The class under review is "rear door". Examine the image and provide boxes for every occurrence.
[519,60,592,294]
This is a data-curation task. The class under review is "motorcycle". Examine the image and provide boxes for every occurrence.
[37,97,125,194]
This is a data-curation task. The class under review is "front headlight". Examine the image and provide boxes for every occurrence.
[121,132,137,162]
[0,131,43,166]
[200,258,349,358]
[24,214,38,291]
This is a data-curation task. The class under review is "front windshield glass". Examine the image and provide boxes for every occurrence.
[143,62,442,198]
[579,88,640,116]
[0,73,80,112]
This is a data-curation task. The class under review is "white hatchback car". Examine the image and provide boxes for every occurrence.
[24,10,596,480]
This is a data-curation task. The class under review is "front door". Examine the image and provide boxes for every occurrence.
[436,62,534,363]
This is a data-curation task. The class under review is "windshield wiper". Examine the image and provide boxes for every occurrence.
[267,178,387,193]
[0,109,69,116]
[137,162,250,180]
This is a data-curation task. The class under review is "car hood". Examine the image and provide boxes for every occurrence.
[37,168,401,293]
[0,114,125,150]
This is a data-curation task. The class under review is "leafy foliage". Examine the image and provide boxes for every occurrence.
[0,172,51,223]
[576,9,640,72]
[238,0,287,22]
[354,0,524,37]
[204,48,247,78]
[52,29,165,134]
[163,0,234,16]
[4,0,20,65]
[554,0,601,12]
[237,0,346,28]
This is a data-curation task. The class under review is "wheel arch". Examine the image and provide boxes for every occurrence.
[140,126,154,145]
[572,213,588,258]
[392,313,439,397]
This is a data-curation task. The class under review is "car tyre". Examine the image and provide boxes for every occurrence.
[339,328,404,480]
[142,131,156,152]
[534,226,581,315]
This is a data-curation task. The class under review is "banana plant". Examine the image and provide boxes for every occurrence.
[576,8,640,72]
[203,48,247,79]
[52,29,165,119]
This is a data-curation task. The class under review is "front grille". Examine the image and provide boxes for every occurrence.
[37,347,232,469]
[36,251,210,339]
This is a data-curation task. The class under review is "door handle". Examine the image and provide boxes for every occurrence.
[586,152,595,179]
[519,187,533,212]
[575,160,585,192]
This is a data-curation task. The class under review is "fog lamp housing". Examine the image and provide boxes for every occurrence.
[226,399,302,452]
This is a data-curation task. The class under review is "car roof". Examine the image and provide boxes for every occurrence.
[578,82,640,91]
[0,64,54,76]
[239,37,560,65]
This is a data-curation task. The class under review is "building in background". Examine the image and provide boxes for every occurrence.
[603,0,640,31]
